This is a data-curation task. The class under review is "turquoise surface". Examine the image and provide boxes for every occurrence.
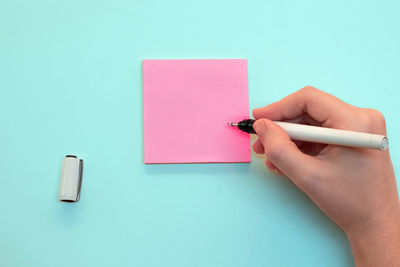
[1,1,399,266]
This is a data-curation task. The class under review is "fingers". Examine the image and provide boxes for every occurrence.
[253,86,353,127]
[253,118,321,188]
[252,139,264,154]
[265,160,284,175]
[253,137,326,156]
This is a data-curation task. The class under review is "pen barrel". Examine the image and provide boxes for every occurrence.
[274,121,388,150]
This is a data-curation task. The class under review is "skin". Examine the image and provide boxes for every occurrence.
[252,86,400,267]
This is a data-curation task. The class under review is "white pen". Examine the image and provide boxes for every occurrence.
[229,119,388,151]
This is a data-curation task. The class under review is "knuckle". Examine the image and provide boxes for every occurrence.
[298,86,323,107]
[301,86,318,94]
[356,108,386,133]
[371,109,386,126]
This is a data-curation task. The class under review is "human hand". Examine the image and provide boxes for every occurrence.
[252,86,400,266]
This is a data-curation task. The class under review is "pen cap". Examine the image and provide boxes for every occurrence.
[59,155,83,202]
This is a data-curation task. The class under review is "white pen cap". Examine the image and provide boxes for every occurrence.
[59,155,83,202]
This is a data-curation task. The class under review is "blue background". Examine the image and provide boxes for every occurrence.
[1,0,399,266]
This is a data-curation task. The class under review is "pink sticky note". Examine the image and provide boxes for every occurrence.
[143,59,250,164]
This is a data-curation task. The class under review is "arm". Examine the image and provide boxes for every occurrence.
[252,86,400,266]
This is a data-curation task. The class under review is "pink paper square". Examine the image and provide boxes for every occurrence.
[143,59,250,164]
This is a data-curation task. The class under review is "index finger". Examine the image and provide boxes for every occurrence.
[253,86,353,127]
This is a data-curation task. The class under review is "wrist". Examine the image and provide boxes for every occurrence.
[346,205,400,266]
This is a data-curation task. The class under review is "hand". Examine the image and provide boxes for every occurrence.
[252,86,400,266]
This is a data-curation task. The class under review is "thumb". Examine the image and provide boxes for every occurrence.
[253,119,319,187]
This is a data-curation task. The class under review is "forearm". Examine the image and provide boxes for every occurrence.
[347,209,400,267]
